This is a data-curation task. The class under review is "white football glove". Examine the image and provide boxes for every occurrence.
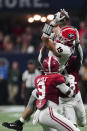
[65,75,76,91]
[50,12,65,26]
[60,9,69,20]
[50,9,69,26]
[42,23,53,37]
[75,28,80,44]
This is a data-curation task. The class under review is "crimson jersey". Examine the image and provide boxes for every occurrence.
[59,56,79,98]
[66,56,79,94]
[35,73,65,105]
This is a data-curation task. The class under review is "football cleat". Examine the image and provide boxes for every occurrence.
[2,120,23,131]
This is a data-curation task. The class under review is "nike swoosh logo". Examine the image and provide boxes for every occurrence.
[10,124,15,127]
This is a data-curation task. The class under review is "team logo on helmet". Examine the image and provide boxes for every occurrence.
[68,33,74,39]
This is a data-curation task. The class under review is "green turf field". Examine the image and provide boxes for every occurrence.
[0,111,87,131]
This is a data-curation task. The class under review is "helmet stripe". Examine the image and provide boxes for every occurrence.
[61,28,75,32]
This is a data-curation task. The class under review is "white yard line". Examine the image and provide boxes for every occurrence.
[0,106,25,112]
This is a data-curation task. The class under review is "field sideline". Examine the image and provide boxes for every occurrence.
[0,106,87,131]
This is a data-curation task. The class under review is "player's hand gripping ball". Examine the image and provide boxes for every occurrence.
[50,9,69,26]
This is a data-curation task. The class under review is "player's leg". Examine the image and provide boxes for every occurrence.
[63,103,77,125]
[74,92,86,127]
[39,107,80,131]
[59,98,77,125]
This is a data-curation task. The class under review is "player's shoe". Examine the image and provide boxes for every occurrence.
[2,120,23,131]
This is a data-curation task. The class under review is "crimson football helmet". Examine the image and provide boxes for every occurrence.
[42,56,59,73]
[57,26,76,47]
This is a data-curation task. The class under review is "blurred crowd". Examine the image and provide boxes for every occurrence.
[0,19,87,54]
[0,25,42,53]
[0,18,87,54]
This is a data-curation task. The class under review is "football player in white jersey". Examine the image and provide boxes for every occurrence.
[39,9,86,127]
[39,9,76,72]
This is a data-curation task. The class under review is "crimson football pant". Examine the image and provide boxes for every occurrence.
[38,107,80,131]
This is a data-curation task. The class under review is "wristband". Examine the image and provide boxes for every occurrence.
[42,23,53,36]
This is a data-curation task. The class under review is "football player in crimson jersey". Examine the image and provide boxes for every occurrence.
[2,56,80,131]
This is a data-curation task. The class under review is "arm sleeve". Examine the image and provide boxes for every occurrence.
[74,44,83,69]
[27,95,36,110]
[38,46,47,65]
[56,83,69,94]
[56,83,74,97]
[27,89,37,110]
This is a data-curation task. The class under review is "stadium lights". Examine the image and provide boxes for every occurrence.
[28,17,34,23]
[47,14,54,21]
[41,17,47,22]
[27,14,54,23]
[34,14,41,21]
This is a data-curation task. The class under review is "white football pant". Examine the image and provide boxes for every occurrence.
[38,101,80,131]
[59,92,86,127]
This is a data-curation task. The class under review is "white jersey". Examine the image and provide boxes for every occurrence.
[48,43,72,71]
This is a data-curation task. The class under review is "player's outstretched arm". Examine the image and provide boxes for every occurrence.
[2,90,37,131]
[50,9,69,27]
[75,28,83,69]
[42,36,57,55]
[57,83,75,97]
[41,20,60,56]
[38,45,47,64]
[75,44,83,68]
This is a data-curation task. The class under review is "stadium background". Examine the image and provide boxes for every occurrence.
[0,0,87,131]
